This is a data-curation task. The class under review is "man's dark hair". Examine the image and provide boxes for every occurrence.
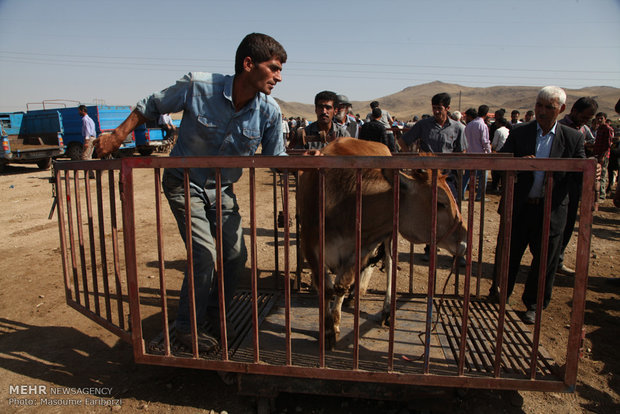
[372,107,382,119]
[370,101,380,109]
[572,97,598,114]
[235,33,287,75]
[477,105,489,117]
[78,105,88,112]
[314,90,338,106]
[511,109,520,116]
[431,93,451,107]
[465,108,478,119]
[494,108,506,119]
[526,110,534,117]
[596,112,607,119]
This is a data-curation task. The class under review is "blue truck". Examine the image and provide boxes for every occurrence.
[140,118,181,154]
[0,111,65,171]
[26,104,174,159]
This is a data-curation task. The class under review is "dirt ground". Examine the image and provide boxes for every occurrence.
[0,159,619,414]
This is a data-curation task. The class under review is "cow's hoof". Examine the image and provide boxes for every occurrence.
[380,310,391,327]
[325,329,337,350]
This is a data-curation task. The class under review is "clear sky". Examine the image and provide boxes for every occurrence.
[1,0,619,112]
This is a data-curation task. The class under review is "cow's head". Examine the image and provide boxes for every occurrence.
[383,168,467,257]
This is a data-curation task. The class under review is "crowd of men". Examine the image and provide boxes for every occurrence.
[282,93,618,207]
[282,87,618,324]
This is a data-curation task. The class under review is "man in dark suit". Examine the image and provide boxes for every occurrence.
[489,86,585,324]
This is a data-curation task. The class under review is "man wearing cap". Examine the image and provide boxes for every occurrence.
[334,94,358,138]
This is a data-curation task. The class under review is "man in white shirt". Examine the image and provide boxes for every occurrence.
[78,105,96,161]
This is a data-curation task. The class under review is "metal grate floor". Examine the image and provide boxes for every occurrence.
[147,291,560,381]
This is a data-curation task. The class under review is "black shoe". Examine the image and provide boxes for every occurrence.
[176,328,219,353]
[457,256,466,267]
[521,310,536,325]
[486,287,500,303]
[421,252,430,262]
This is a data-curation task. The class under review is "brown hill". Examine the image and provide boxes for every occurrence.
[277,81,620,122]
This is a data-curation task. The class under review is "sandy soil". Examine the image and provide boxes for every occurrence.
[0,159,619,414]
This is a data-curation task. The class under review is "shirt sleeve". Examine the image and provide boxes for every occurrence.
[481,123,491,153]
[401,122,421,147]
[454,124,465,153]
[261,111,286,156]
[135,73,192,120]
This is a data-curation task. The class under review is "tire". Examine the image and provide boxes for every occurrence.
[37,158,52,170]
[138,146,154,156]
[67,142,83,161]
[0,160,6,173]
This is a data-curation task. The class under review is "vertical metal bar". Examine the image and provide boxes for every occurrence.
[458,182,476,375]
[96,170,112,321]
[108,169,125,330]
[295,172,302,291]
[182,169,198,358]
[84,171,100,315]
[318,169,326,367]
[272,171,279,287]
[249,168,260,363]
[408,243,414,294]
[530,173,554,379]
[120,160,144,357]
[476,170,487,298]
[215,169,229,361]
[565,160,595,387]
[494,170,515,378]
[353,169,362,370]
[388,169,400,371]
[55,169,72,302]
[423,169,439,373]
[283,170,292,366]
[74,172,90,309]
[154,168,170,356]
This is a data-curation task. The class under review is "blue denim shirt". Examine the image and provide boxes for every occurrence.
[135,72,285,189]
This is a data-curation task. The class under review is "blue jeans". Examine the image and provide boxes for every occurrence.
[162,171,247,333]
[462,170,487,200]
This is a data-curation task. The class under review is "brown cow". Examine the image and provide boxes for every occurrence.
[297,137,467,349]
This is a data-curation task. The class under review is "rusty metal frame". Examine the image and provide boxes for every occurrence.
[53,154,596,393]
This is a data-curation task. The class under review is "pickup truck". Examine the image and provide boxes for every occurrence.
[0,111,64,171]
[28,105,170,158]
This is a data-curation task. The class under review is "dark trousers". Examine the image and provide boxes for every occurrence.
[492,202,565,310]
[558,181,581,267]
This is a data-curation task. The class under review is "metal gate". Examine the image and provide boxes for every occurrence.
[53,154,596,393]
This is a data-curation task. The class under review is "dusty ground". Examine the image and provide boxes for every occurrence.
[0,159,619,414]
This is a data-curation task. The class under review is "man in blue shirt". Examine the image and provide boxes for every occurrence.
[488,86,585,325]
[95,33,287,353]
[78,105,96,161]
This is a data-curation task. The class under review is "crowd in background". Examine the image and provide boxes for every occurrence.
[282,98,619,202]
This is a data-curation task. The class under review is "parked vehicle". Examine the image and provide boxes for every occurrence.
[0,111,64,171]
[27,104,169,158]
[138,118,181,154]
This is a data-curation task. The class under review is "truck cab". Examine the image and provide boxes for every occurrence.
[0,111,64,171]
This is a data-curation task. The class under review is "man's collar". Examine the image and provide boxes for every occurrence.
[225,75,260,112]
[536,121,558,136]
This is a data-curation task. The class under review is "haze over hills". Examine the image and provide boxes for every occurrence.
[276,81,620,122]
